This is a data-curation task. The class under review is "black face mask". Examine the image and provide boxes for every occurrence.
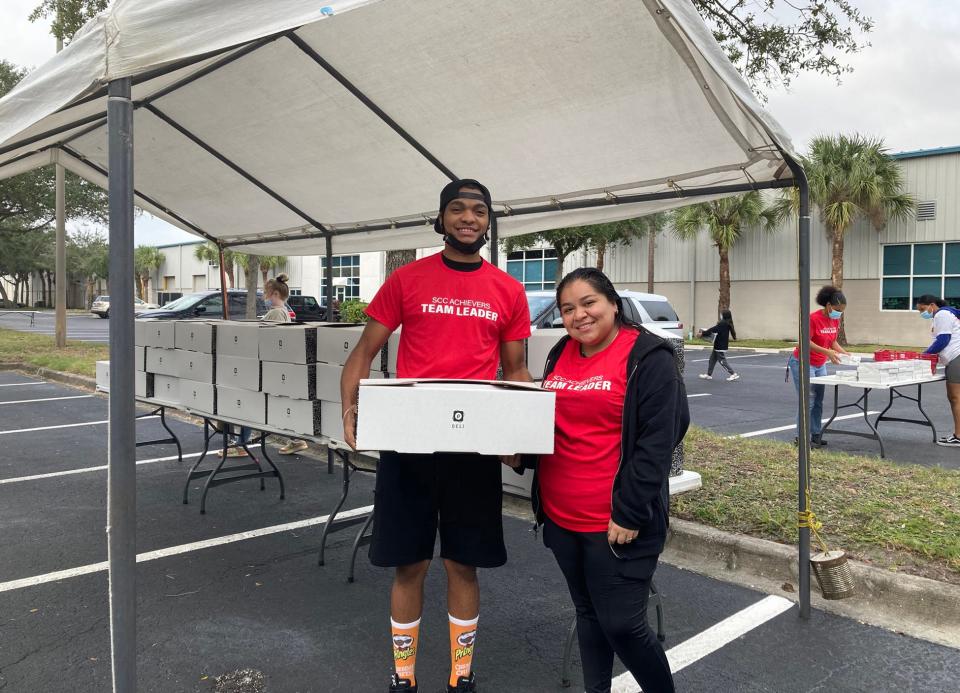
[443,232,488,255]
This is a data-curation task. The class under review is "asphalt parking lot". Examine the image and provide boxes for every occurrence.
[1,370,959,692]
[0,311,110,343]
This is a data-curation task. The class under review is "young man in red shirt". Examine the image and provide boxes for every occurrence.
[340,179,532,693]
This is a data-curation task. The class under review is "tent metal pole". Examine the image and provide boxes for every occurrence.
[106,77,136,693]
[324,236,336,322]
[785,156,812,619]
[55,152,67,346]
[218,245,230,319]
[489,225,499,267]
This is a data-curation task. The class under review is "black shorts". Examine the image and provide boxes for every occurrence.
[369,451,506,568]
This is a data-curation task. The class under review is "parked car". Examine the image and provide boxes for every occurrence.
[91,295,160,318]
[287,295,338,321]
[526,289,684,339]
[136,290,267,320]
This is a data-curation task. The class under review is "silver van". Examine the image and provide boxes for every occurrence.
[527,289,684,339]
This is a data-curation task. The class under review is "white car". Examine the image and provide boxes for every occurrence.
[527,289,684,339]
[90,295,159,318]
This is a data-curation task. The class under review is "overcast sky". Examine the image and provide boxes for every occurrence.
[3,0,958,246]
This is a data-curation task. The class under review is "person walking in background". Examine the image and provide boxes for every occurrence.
[518,267,688,693]
[916,294,960,447]
[697,309,739,381]
[787,285,852,447]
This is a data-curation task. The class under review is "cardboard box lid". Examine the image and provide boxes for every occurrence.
[358,378,543,392]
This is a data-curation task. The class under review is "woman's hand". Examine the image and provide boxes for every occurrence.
[827,349,842,365]
[607,519,639,545]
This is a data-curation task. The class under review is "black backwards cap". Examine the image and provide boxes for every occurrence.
[433,178,496,236]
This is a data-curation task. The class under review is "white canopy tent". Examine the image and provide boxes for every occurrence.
[0,1,815,690]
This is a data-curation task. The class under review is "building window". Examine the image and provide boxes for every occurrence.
[321,254,361,301]
[506,249,559,291]
[881,242,960,310]
[289,288,302,296]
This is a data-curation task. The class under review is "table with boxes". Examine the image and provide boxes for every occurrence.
[811,351,944,458]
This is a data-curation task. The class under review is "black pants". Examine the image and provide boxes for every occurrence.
[544,517,674,693]
[708,349,735,376]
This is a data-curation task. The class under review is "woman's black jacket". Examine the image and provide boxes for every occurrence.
[521,327,690,558]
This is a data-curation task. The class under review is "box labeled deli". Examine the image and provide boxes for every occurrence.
[96,360,110,392]
[151,374,180,405]
[136,371,154,399]
[175,320,218,353]
[216,355,261,391]
[145,347,180,377]
[216,321,264,358]
[356,379,555,455]
[259,324,320,364]
[320,400,344,441]
[180,380,216,414]
[142,320,176,348]
[177,349,215,383]
[267,395,322,436]
[135,346,146,371]
[261,362,383,401]
[216,385,267,425]
[385,329,400,373]
[134,320,147,346]
[526,330,564,380]
[315,324,365,365]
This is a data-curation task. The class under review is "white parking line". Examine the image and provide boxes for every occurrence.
[689,354,774,363]
[686,393,711,398]
[0,395,94,405]
[0,504,374,594]
[610,595,794,692]
[0,382,47,387]
[731,411,880,439]
[0,446,262,485]
[0,416,157,435]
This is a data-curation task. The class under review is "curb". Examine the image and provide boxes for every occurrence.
[663,519,960,649]
[0,362,97,390]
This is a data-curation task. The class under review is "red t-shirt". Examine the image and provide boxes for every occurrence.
[792,311,840,367]
[539,327,638,532]
[365,253,531,379]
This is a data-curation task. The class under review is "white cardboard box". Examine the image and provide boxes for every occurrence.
[385,329,400,373]
[134,346,146,371]
[259,324,320,364]
[177,349,215,383]
[96,360,110,392]
[216,321,264,358]
[356,379,555,455]
[320,400,344,441]
[142,320,176,348]
[175,320,218,353]
[216,385,267,425]
[136,371,153,398]
[145,347,180,376]
[267,395,322,436]
[134,320,147,347]
[526,330,564,380]
[261,361,384,401]
[180,380,217,414]
[315,324,365,365]
[216,355,261,391]
[151,375,180,405]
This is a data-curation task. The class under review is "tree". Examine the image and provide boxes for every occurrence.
[692,0,873,96]
[503,226,593,285]
[257,255,287,285]
[29,0,109,44]
[69,231,108,307]
[672,192,782,315]
[385,250,417,280]
[194,242,235,288]
[134,246,164,300]
[234,254,260,319]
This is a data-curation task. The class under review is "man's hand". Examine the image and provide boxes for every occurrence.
[499,454,522,470]
[343,408,358,450]
[607,519,639,545]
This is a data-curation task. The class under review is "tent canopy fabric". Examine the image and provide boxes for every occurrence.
[0,0,799,255]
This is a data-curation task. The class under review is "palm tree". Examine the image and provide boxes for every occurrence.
[194,241,235,288]
[133,245,164,300]
[672,192,782,316]
[773,134,914,289]
[257,255,287,285]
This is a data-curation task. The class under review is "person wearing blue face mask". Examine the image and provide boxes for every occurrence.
[916,294,960,446]
[787,285,852,446]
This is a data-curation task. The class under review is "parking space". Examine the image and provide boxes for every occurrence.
[0,311,110,343]
[1,370,958,692]
[683,350,960,470]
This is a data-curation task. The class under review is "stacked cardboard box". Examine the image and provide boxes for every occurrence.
[215,321,267,424]
[176,320,218,415]
[855,359,934,384]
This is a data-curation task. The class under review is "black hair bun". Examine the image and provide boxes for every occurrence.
[276,273,289,284]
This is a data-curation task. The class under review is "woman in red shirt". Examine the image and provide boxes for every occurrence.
[787,285,852,446]
[533,268,689,693]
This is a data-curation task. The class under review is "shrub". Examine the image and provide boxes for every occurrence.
[340,299,369,323]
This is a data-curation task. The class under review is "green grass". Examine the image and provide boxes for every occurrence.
[677,427,960,583]
[0,328,108,377]
[685,338,927,352]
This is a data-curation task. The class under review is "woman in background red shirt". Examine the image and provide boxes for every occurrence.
[533,268,689,693]
[787,285,852,446]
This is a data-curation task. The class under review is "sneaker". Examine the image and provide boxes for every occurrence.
[389,674,417,692]
[446,673,476,692]
[223,447,249,458]
[727,373,740,381]
[278,440,309,455]
[698,374,713,380]
[936,435,960,447]
[811,434,827,447]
